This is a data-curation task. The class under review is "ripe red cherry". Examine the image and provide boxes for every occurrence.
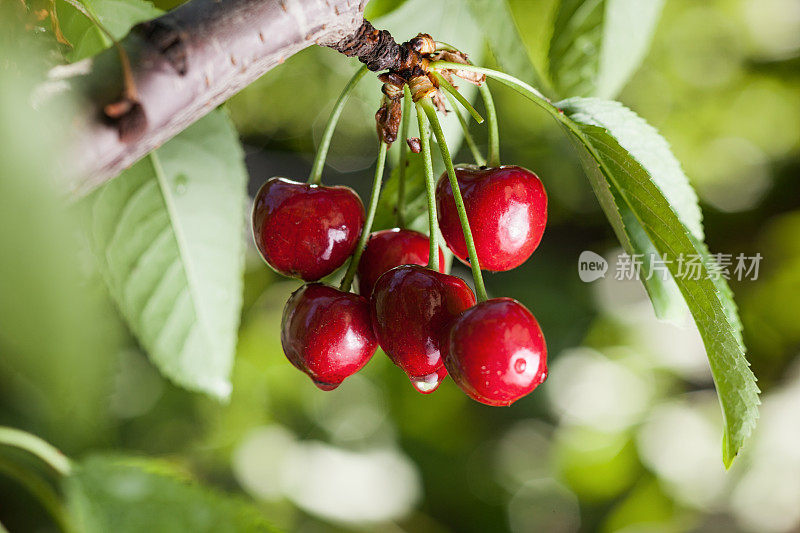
[252,177,365,281]
[444,298,547,406]
[356,228,445,297]
[370,265,475,393]
[436,165,547,271]
[281,283,377,390]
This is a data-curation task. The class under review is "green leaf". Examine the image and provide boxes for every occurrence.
[462,0,548,90]
[614,191,686,321]
[563,99,703,237]
[569,121,681,318]
[559,97,759,466]
[364,0,410,19]
[65,455,278,532]
[56,0,162,62]
[84,110,247,399]
[548,0,664,98]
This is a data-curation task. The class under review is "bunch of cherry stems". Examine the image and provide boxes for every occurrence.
[310,59,512,302]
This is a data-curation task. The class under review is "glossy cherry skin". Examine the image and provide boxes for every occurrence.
[370,265,475,393]
[436,165,547,271]
[356,228,445,298]
[281,283,377,390]
[444,298,547,406]
[252,177,365,281]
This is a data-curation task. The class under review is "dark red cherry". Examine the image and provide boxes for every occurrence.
[356,228,445,297]
[281,283,377,390]
[436,165,547,271]
[444,298,547,406]
[252,177,365,281]
[370,265,475,393]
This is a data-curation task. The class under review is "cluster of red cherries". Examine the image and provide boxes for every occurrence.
[251,163,549,406]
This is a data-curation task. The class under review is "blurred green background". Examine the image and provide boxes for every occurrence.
[2,0,800,531]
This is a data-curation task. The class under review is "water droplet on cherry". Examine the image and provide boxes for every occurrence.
[411,370,445,394]
[514,358,527,373]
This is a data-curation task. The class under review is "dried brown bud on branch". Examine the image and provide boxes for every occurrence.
[376,97,402,145]
[409,33,436,55]
[381,82,404,100]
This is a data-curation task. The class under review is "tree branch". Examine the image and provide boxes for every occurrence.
[54,0,367,196]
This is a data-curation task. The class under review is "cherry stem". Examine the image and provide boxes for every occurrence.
[443,90,486,166]
[414,100,440,272]
[430,62,553,113]
[432,72,484,124]
[420,98,488,302]
[0,426,71,475]
[479,83,500,167]
[309,65,369,185]
[340,141,388,292]
[396,85,413,227]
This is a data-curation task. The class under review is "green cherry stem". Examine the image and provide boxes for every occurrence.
[420,98,488,302]
[309,65,370,185]
[414,99,440,272]
[430,62,555,119]
[340,141,389,292]
[432,72,484,124]
[0,426,72,476]
[396,85,413,227]
[479,82,501,167]
[443,90,486,166]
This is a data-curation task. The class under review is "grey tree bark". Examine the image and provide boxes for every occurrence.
[54,0,366,196]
